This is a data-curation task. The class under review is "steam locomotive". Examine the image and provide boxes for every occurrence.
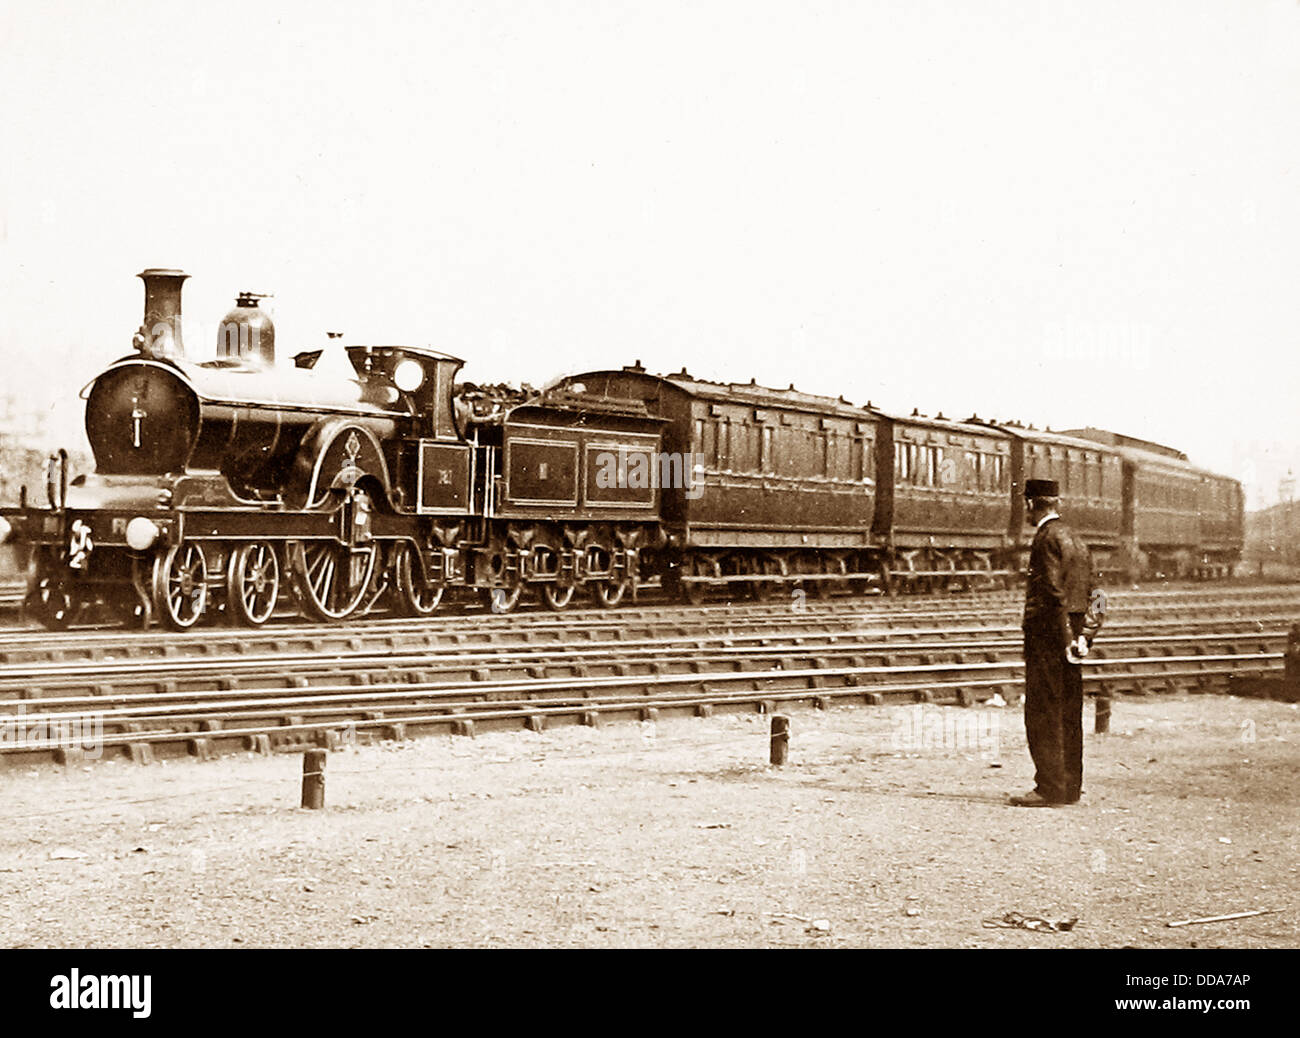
[0,269,1244,630]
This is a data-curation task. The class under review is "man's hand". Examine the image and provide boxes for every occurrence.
[1065,635,1088,665]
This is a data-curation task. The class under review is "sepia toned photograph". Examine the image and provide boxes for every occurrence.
[0,0,1295,1019]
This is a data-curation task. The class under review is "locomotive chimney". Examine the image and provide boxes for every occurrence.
[135,268,189,359]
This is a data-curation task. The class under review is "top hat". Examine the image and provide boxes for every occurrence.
[1023,478,1060,498]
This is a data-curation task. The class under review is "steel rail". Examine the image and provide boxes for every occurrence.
[2,593,1298,667]
[0,652,1281,760]
[0,619,1287,692]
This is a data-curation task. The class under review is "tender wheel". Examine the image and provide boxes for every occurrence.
[227,541,281,627]
[27,576,74,631]
[290,540,378,622]
[541,584,576,611]
[482,585,523,614]
[395,544,443,616]
[152,542,209,630]
[591,579,628,609]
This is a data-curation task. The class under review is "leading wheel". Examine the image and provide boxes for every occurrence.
[290,540,378,622]
[227,541,281,627]
[395,544,444,616]
[27,575,74,631]
[152,542,209,630]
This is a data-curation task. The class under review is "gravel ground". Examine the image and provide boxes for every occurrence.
[0,693,1295,948]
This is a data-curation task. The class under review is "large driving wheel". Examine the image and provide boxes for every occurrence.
[394,543,443,616]
[152,542,209,630]
[227,541,281,627]
[290,540,378,622]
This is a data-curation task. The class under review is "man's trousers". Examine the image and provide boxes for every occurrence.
[1022,615,1085,803]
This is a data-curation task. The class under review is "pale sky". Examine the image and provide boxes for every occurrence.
[2,0,1298,505]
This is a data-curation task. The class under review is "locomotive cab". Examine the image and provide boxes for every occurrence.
[345,345,464,440]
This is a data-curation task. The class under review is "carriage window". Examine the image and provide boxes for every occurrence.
[739,423,759,472]
[761,425,774,474]
[829,434,848,480]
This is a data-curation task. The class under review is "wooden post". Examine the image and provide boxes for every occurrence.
[301,749,326,809]
[770,715,789,766]
[1094,695,1111,734]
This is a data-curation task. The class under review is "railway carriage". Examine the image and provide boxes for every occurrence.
[1064,428,1243,579]
[996,426,1125,578]
[872,410,1014,590]
[553,365,881,599]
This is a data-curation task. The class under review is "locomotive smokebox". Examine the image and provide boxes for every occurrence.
[135,268,189,359]
[217,292,275,366]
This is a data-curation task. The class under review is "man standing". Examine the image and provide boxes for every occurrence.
[1011,478,1095,807]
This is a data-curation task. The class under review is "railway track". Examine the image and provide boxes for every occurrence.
[0,582,21,611]
[1,583,1296,664]
[0,584,1294,767]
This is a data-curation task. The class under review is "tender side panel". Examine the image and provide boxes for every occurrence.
[505,434,580,506]
[583,437,660,509]
[497,420,662,521]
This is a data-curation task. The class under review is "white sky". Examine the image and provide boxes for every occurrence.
[2,0,1298,505]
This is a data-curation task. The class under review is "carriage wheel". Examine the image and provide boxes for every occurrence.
[876,559,894,596]
[482,584,523,614]
[541,584,576,611]
[679,556,713,605]
[815,556,848,599]
[152,542,209,630]
[290,540,378,622]
[394,544,444,616]
[27,575,74,631]
[748,556,779,603]
[227,542,281,627]
[591,578,629,609]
